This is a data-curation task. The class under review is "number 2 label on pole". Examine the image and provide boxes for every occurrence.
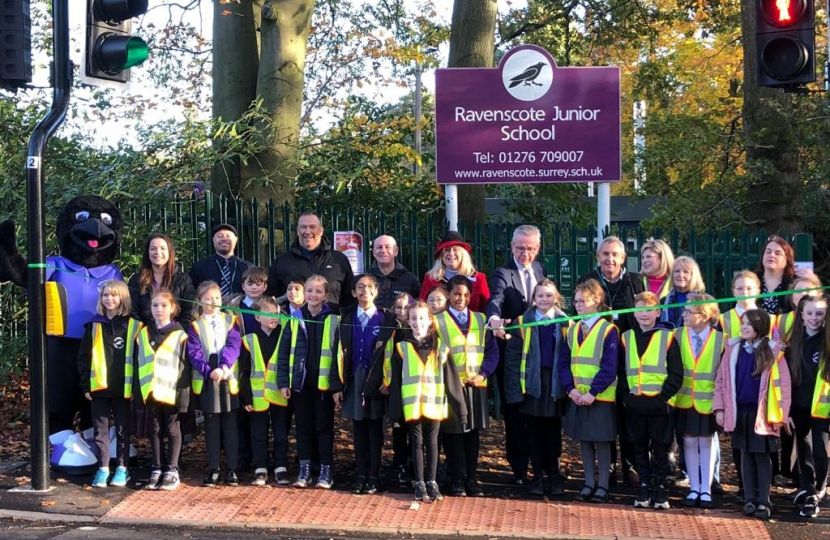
[27,156,40,169]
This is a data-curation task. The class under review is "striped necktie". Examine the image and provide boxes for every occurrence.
[220,259,231,297]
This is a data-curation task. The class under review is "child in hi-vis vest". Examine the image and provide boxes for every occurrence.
[78,280,142,488]
[504,278,569,498]
[784,295,830,518]
[239,295,292,486]
[135,288,189,491]
[187,280,242,487]
[277,275,341,489]
[675,293,724,510]
[714,309,791,520]
[558,279,619,504]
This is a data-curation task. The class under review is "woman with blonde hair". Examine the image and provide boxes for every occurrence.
[640,239,675,299]
[419,231,490,312]
[660,256,706,327]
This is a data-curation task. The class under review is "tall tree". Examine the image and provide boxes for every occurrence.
[447,0,498,223]
[212,0,315,203]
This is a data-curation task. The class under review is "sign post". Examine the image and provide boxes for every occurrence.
[435,45,621,231]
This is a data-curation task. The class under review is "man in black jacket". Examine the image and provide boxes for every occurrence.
[266,212,355,310]
[369,235,420,309]
[486,224,547,485]
[189,223,252,296]
[577,235,645,488]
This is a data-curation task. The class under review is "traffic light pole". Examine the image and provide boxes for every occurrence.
[26,0,71,492]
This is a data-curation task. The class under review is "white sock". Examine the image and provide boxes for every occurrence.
[699,435,714,495]
[684,437,701,494]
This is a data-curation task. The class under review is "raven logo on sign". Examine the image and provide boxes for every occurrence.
[501,49,553,102]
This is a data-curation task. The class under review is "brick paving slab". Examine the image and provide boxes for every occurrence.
[103,484,772,540]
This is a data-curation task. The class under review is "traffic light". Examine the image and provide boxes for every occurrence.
[83,0,149,87]
[0,0,33,91]
[756,0,815,87]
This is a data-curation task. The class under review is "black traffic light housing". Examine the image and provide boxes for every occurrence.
[0,0,32,91]
[83,0,149,87]
[756,0,816,87]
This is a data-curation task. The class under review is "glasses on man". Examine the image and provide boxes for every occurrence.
[514,246,539,253]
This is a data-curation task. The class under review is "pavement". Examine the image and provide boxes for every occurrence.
[3,464,825,540]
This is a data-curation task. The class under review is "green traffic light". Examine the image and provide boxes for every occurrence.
[95,33,148,74]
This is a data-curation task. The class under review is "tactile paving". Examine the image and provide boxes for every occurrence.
[104,484,772,540]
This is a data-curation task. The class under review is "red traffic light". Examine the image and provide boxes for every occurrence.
[760,0,807,27]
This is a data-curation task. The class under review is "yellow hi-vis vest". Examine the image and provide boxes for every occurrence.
[434,310,487,387]
[398,341,448,421]
[623,329,671,396]
[284,315,340,391]
[136,327,188,405]
[241,333,280,410]
[767,352,786,424]
[265,320,295,404]
[516,317,567,395]
[643,275,671,300]
[190,314,240,396]
[810,365,830,418]
[771,311,795,343]
[719,309,742,340]
[673,327,723,413]
[567,319,617,402]
[381,330,397,388]
[90,318,143,398]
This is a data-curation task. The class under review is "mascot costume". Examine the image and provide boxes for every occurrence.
[0,195,123,435]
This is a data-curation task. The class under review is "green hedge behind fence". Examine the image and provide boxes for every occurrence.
[0,191,813,370]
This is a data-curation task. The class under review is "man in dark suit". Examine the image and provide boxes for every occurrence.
[577,235,645,488]
[486,224,546,484]
[189,223,253,296]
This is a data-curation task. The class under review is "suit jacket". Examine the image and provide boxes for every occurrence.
[189,254,252,295]
[486,259,546,322]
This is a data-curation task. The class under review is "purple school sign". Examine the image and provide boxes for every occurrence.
[435,45,621,184]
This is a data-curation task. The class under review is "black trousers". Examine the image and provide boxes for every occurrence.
[392,423,410,468]
[293,386,334,466]
[204,411,239,471]
[150,403,181,470]
[524,414,562,479]
[445,429,480,483]
[236,407,252,469]
[742,450,773,505]
[250,405,292,470]
[353,418,384,479]
[90,396,131,468]
[48,337,92,434]
[496,344,529,478]
[792,407,830,496]
[627,411,672,485]
[613,395,636,474]
[409,418,441,483]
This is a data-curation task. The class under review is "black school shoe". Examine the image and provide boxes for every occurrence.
[466,480,484,497]
[203,469,221,487]
[224,470,239,486]
[426,481,444,501]
[365,477,382,494]
[548,475,565,497]
[414,481,427,501]
[352,476,367,495]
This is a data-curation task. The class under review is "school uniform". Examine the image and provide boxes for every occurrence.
[714,339,792,506]
[337,306,395,484]
[77,314,142,468]
[277,305,340,468]
[385,333,468,486]
[135,321,190,470]
[434,307,498,492]
[187,313,242,472]
[786,328,830,498]
[504,308,568,487]
[239,326,293,473]
[620,323,683,487]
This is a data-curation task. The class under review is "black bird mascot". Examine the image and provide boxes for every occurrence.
[508,62,546,88]
[0,195,123,434]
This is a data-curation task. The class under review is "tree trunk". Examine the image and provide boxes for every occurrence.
[741,0,804,233]
[250,0,315,205]
[447,0,498,225]
[211,0,261,196]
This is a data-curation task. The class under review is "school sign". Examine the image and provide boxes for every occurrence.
[435,45,621,184]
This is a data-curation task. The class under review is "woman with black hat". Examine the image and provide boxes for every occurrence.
[419,231,490,312]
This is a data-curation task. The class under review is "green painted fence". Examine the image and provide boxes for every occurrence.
[0,191,814,367]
